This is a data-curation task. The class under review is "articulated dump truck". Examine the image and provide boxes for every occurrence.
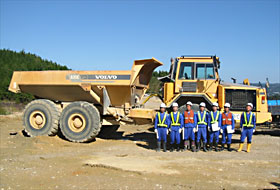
[8,55,272,143]
[9,58,162,142]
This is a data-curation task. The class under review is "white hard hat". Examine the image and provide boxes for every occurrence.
[172,102,179,107]
[224,103,231,108]
[212,102,218,107]
[186,101,193,106]
[199,102,206,107]
[247,103,253,108]
[160,103,166,108]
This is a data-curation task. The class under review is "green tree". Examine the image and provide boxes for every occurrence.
[0,49,70,103]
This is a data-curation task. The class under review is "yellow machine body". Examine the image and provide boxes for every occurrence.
[9,58,163,122]
[162,55,272,126]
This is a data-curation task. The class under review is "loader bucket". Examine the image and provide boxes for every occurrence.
[130,58,163,87]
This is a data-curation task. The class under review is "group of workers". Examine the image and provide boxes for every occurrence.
[154,101,256,153]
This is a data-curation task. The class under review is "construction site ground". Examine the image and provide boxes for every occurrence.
[0,112,280,190]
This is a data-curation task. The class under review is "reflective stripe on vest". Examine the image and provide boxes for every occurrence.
[171,112,181,126]
[184,110,194,124]
[197,111,207,125]
[157,112,168,127]
[210,111,220,124]
[243,112,254,127]
[222,112,232,125]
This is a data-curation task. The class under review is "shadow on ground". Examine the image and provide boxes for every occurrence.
[270,182,280,189]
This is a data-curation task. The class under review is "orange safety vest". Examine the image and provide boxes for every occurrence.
[184,110,194,124]
[222,112,232,125]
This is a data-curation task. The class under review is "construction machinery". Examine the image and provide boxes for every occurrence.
[8,55,272,142]
[9,58,162,142]
[158,55,272,125]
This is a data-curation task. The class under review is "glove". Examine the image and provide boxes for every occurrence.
[154,129,157,133]
[220,129,223,134]
[193,128,196,133]
[208,127,211,132]
[253,129,255,133]
[166,129,169,135]
[179,128,182,133]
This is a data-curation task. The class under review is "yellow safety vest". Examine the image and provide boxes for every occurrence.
[157,112,168,127]
[197,111,207,125]
[171,112,181,126]
[210,111,220,124]
[243,112,254,127]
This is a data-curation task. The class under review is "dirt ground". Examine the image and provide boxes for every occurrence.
[0,113,280,190]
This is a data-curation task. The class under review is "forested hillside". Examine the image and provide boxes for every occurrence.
[147,70,169,94]
[0,49,69,103]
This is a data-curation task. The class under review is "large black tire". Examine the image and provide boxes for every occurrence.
[59,101,101,143]
[23,99,60,137]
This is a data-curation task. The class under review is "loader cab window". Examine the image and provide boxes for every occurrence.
[206,64,215,79]
[195,63,215,79]
[178,62,193,80]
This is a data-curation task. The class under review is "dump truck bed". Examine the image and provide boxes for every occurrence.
[9,58,163,107]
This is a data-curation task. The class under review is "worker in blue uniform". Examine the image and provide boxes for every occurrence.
[168,102,184,152]
[154,103,170,152]
[220,103,235,152]
[183,101,197,152]
[208,102,221,152]
[237,103,256,153]
[196,102,209,152]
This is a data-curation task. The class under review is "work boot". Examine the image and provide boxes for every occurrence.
[156,141,161,152]
[191,141,195,152]
[170,144,174,152]
[227,144,232,152]
[237,143,244,152]
[203,143,207,152]
[163,142,167,152]
[208,143,213,151]
[196,142,200,152]
[176,144,180,152]
[221,143,225,151]
[246,143,251,153]
[214,142,218,152]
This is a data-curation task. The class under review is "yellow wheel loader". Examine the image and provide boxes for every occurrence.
[8,55,272,142]
[159,55,272,126]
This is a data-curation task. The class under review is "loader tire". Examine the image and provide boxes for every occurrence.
[59,101,101,143]
[23,99,60,137]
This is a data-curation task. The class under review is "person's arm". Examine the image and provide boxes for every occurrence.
[240,113,244,128]
[232,114,235,129]
[218,113,222,127]
[207,112,211,127]
[180,113,184,128]
[154,113,158,129]
[167,114,171,129]
[253,113,256,129]
[194,113,197,127]
[206,112,210,127]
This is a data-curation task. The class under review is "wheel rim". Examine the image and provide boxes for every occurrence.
[29,111,46,129]
[68,113,86,133]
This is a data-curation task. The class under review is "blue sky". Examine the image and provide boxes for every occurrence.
[1,0,279,83]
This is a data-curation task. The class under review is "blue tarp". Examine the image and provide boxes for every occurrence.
[267,100,280,106]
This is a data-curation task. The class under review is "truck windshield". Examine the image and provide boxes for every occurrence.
[178,62,193,79]
[196,63,215,79]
